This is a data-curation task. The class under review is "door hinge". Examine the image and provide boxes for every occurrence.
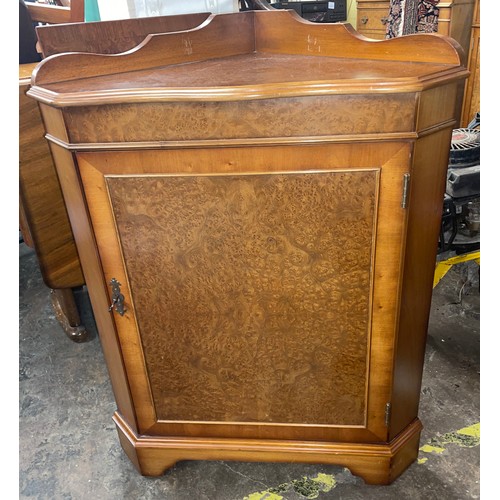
[401,173,410,208]
[108,278,126,316]
[385,402,392,427]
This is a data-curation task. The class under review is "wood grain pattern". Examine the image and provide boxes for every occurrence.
[36,13,211,58]
[19,12,218,295]
[389,128,455,439]
[28,9,468,483]
[19,69,83,289]
[114,411,423,485]
[50,288,88,342]
[107,171,377,425]
[42,54,460,96]
[254,10,465,65]
[416,83,459,132]
[77,141,409,442]
[28,11,467,103]
[31,12,255,87]
[63,94,416,144]
[47,141,138,431]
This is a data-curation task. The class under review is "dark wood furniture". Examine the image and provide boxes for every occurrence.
[19,63,87,341]
[28,9,468,484]
[19,13,211,341]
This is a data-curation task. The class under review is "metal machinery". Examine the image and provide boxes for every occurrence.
[270,1,347,23]
[240,0,347,22]
[434,114,480,287]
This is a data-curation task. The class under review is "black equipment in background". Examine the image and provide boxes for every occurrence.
[272,1,347,23]
[438,113,480,255]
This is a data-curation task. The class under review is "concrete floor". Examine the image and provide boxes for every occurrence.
[19,242,480,499]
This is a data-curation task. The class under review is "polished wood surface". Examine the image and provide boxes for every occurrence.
[390,128,455,438]
[114,412,423,485]
[58,93,416,146]
[20,59,87,341]
[47,141,138,430]
[108,171,376,426]
[76,141,410,444]
[41,52,462,96]
[28,10,468,484]
[31,11,465,93]
[50,288,88,342]
[355,0,477,124]
[19,64,84,290]
[20,13,217,341]
[36,12,211,58]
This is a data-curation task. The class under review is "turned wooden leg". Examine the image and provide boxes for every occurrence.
[50,288,88,343]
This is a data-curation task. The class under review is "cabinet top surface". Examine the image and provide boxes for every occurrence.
[28,10,468,106]
[43,53,457,93]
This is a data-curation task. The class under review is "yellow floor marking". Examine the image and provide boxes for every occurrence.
[456,423,480,438]
[418,422,480,462]
[433,251,480,288]
[245,493,284,500]
[420,444,446,454]
[243,424,480,498]
[311,473,336,490]
[243,472,337,500]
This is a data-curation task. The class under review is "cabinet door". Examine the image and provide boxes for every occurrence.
[77,142,409,443]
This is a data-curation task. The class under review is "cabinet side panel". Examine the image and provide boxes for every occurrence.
[389,128,453,438]
[46,142,138,430]
[416,83,459,132]
[106,170,378,426]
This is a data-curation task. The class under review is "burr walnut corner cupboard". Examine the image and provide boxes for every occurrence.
[28,10,468,485]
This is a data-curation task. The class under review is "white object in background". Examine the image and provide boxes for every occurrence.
[127,0,238,18]
[98,0,131,20]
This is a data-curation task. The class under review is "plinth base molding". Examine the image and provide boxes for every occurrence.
[113,413,422,485]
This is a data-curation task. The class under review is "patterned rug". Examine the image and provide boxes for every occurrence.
[386,0,440,38]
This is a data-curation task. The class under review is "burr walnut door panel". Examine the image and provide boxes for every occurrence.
[77,143,410,442]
